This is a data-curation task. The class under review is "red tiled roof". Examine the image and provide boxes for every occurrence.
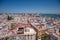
[26,25,32,28]
[7,29,12,32]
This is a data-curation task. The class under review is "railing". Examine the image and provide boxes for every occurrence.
[0,34,36,40]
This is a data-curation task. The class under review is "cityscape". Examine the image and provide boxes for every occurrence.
[0,0,60,40]
[0,13,60,40]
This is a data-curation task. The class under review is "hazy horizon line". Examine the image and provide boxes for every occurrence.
[0,12,60,14]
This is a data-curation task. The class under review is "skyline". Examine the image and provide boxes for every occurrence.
[0,0,60,14]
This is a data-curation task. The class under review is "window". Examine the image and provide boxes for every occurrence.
[25,29,30,32]
[18,28,24,31]
[59,28,60,33]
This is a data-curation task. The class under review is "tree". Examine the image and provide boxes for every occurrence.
[7,15,13,20]
[10,23,16,30]
[41,33,50,40]
[5,37,9,40]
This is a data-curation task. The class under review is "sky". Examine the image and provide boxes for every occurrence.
[0,0,60,14]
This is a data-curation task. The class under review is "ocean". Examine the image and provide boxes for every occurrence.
[0,13,60,18]
[40,14,60,18]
